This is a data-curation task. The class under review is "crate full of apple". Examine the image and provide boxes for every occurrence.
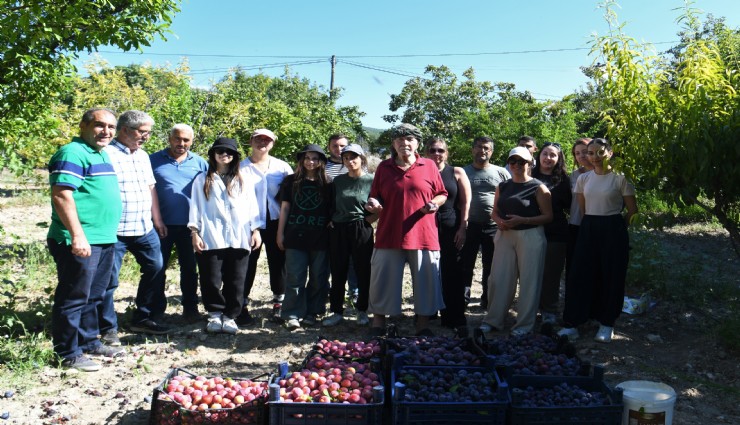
[268,356,385,425]
[149,368,270,425]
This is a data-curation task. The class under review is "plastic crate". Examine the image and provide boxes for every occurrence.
[391,356,509,425]
[508,365,624,425]
[268,362,385,425]
[149,367,270,425]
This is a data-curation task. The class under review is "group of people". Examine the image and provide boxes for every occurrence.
[47,109,636,373]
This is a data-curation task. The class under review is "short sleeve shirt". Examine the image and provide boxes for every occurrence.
[280,175,331,250]
[150,149,208,226]
[105,140,156,236]
[575,171,636,216]
[47,138,122,244]
[370,156,447,250]
[464,164,510,225]
[240,157,293,227]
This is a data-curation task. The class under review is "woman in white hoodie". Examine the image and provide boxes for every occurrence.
[188,137,261,334]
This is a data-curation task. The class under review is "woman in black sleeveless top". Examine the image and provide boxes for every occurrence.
[480,146,552,336]
[425,138,471,335]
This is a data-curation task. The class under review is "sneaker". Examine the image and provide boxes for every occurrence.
[594,325,614,343]
[100,329,121,347]
[222,317,239,335]
[510,328,530,337]
[557,327,580,341]
[355,311,370,326]
[271,303,282,321]
[130,319,171,335]
[87,344,126,358]
[235,309,255,326]
[541,312,558,325]
[285,318,301,330]
[322,313,344,327]
[478,323,493,333]
[62,355,101,372]
[302,315,317,327]
[206,313,223,333]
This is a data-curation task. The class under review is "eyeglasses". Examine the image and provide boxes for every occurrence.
[214,149,234,156]
[508,158,529,166]
[128,127,151,137]
[428,148,446,154]
[542,142,561,150]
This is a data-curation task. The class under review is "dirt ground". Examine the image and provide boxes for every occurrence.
[0,174,738,425]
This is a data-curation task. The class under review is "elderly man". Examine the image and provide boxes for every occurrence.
[461,136,510,309]
[100,110,169,340]
[150,124,208,323]
[47,108,125,371]
[365,123,447,337]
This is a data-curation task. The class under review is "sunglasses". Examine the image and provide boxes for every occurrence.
[508,158,529,166]
[542,142,562,150]
[214,149,234,156]
[428,148,446,154]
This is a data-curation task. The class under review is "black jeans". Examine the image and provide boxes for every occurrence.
[328,220,373,314]
[155,225,199,315]
[460,222,496,306]
[439,224,467,327]
[243,218,286,304]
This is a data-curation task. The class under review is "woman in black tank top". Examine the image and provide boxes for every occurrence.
[425,138,471,335]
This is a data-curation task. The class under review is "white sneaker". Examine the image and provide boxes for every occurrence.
[356,311,370,326]
[541,312,558,324]
[557,327,579,341]
[285,318,301,330]
[206,313,223,333]
[478,323,493,333]
[594,325,614,343]
[222,317,238,335]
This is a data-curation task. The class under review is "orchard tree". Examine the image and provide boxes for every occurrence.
[0,0,181,172]
[591,1,740,254]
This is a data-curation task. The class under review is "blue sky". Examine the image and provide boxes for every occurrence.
[78,0,740,129]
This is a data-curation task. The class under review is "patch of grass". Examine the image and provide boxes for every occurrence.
[0,315,55,383]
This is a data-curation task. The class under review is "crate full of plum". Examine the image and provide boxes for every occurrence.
[391,356,508,425]
[149,368,270,425]
[268,357,385,425]
[383,335,487,367]
[508,365,624,425]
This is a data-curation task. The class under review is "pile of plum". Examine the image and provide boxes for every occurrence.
[484,333,583,376]
[396,368,500,403]
[512,382,612,407]
[386,336,483,366]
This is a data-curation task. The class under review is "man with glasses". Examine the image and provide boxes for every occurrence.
[461,136,510,309]
[150,124,208,324]
[101,110,170,342]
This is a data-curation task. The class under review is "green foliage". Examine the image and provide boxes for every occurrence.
[0,0,181,172]
[382,65,582,167]
[590,0,740,255]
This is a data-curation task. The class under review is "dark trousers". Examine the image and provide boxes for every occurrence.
[439,225,467,327]
[460,222,495,306]
[48,240,114,360]
[563,215,629,328]
[328,220,373,314]
[243,218,286,304]
[100,229,164,330]
[539,240,566,313]
[197,248,250,319]
[155,225,199,315]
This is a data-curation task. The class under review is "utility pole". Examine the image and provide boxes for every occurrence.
[329,55,336,101]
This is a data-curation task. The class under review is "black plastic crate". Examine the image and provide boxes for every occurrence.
[269,361,385,425]
[391,356,509,425]
[149,367,270,425]
[508,365,624,425]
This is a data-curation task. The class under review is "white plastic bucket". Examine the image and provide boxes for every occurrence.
[617,381,676,425]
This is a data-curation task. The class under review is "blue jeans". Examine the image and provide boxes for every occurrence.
[281,249,329,321]
[99,229,164,330]
[155,225,199,315]
[48,240,114,360]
